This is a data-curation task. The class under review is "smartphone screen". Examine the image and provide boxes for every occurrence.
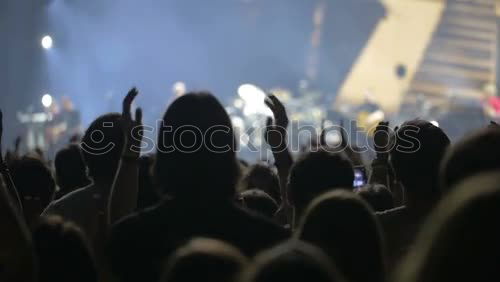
[353,167,367,188]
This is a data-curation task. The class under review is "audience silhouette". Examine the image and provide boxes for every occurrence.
[0,77,499,282]
[108,92,288,282]
[297,190,386,282]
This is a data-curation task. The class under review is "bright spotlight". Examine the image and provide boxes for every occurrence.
[233,98,244,109]
[172,81,186,98]
[238,84,264,101]
[41,35,53,49]
[325,131,341,146]
[41,94,53,108]
[231,116,245,131]
[237,84,272,116]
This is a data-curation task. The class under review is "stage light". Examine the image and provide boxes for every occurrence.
[238,84,264,101]
[325,131,341,146]
[233,98,244,109]
[237,84,272,116]
[231,116,245,132]
[41,94,53,108]
[172,81,186,97]
[41,35,53,49]
[430,120,440,127]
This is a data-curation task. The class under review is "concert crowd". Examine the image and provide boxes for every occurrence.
[0,87,499,282]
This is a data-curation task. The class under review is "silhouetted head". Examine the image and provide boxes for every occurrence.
[241,163,281,204]
[239,189,278,219]
[397,171,500,282]
[390,120,449,203]
[156,92,240,201]
[240,240,342,282]
[9,156,55,225]
[80,113,124,183]
[288,150,354,215]
[162,238,248,282]
[440,127,500,194]
[33,216,97,282]
[54,144,90,198]
[356,184,394,212]
[297,190,385,282]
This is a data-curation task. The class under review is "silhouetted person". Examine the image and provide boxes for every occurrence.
[240,163,281,204]
[0,161,37,282]
[162,238,248,282]
[356,184,394,212]
[46,97,82,157]
[43,113,124,243]
[239,240,343,282]
[32,216,97,282]
[239,189,278,219]
[288,150,354,224]
[9,156,55,226]
[397,170,500,282]
[440,127,500,194]
[108,92,288,282]
[53,144,90,199]
[297,190,385,282]
[378,119,450,265]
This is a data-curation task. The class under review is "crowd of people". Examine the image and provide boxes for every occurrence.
[1,87,499,282]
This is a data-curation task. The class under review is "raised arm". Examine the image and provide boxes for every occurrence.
[0,111,22,213]
[0,110,36,282]
[108,88,143,225]
[368,121,392,187]
[264,94,293,225]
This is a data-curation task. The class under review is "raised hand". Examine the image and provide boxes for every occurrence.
[108,88,143,225]
[264,94,289,151]
[121,87,143,159]
[265,94,289,129]
[263,94,294,226]
[373,121,391,159]
[0,110,23,212]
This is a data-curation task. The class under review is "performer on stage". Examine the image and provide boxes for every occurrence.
[46,96,82,155]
